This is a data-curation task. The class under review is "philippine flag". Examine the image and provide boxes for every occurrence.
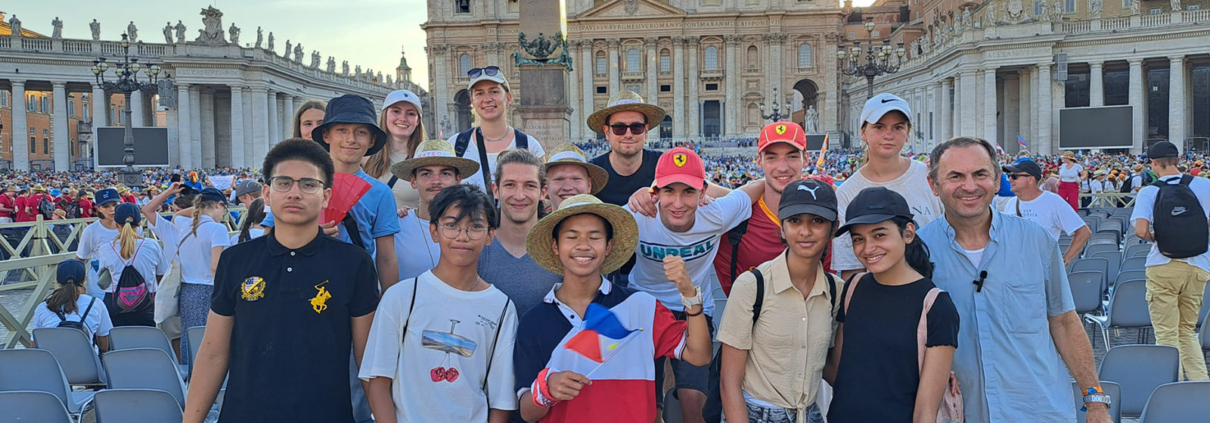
[564,304,639,363]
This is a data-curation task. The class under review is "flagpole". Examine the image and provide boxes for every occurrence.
[583,328,644,379]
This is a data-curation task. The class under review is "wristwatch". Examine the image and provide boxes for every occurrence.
[1082,386,1111,411]
[680,287,703,309]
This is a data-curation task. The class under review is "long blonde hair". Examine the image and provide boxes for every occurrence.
[115,214,144,260]
[364,107,427,179]
[189,196,225,242]
[293,100,327,138]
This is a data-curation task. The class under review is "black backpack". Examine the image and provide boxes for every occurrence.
[55,297,97,337]
[749,268,837,324]
[1119,175,1135,194]
[107,241,153,313]
[38,195,56,219]
[60,199,80,219]
[1151,175,1209,259]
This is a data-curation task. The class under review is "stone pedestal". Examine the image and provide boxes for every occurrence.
[516,0,570,148]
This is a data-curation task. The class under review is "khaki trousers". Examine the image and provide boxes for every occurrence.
[1145,260,1210,381]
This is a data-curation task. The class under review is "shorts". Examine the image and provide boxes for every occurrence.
[158,314,182,340]
[654,309,715,407]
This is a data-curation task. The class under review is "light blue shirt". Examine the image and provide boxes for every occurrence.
[918,209,1076,423]
[263,170,401,260]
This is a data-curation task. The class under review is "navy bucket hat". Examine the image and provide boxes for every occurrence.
[312,94,388,156]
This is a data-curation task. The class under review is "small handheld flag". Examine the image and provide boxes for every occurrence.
[564,303,638,363]
[1017,135,1028,149]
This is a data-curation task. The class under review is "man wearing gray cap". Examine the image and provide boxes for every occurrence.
[232,180,263,208]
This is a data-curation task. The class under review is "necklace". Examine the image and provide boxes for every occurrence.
[482,126,512,143]
[415,215,436,269]
[467,277,481,292]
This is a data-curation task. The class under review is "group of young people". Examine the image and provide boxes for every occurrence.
[29,59,1210,423]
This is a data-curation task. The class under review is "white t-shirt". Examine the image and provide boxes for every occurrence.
[96,239,169,294]
[33,294,112,351]
[177,215,232,285]
[628,189,753,314]
[359,270,518,422]
[229,228,265,245]
[76,221,122,298]
[446,131,545,191]
[1001,191,1088,241]
[1089,180,1105,194]
[395,214,441,281]
[832,160,945,272]
[1130,174,1210,273]
[1059,163,1083,183]
[962,247,986,268]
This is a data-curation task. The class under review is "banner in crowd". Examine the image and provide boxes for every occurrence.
[210,175,235,190]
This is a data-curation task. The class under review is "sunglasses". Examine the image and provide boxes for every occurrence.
[467,66,500,79]
[609,123,648,136]
[1008,173,1035,180]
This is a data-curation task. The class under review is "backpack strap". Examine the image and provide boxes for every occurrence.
[341,213,366,249]
[482,297,511,391]
[917,288,943,372]
[79,297,96,323]
[401,277,419,343]
[454,129,475,158]
[472,129,496,202]
[842,272,865,316]
[750,269,764,325]
[387,175,400,189]
[514,129,528,150]
[726,219,751,285]
[824,272,838,313]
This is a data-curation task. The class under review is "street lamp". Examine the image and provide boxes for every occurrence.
[758,87,793,122]
[92,33,161,187]
[838,20,905,100]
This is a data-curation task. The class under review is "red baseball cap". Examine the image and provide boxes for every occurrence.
[758,121,807,153]
[654,147,707,189]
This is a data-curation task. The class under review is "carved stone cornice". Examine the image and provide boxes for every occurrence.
[723,34,741,44]
[607,39,621,49]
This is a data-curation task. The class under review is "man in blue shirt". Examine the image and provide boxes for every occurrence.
[917,137,1110,423]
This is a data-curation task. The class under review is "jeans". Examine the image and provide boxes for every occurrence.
[723,401,823,423]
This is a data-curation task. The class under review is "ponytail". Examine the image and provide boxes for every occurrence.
[893,217,935,279]
[117,216,143,260]
[188,195,224,243]
[45,273,83,315]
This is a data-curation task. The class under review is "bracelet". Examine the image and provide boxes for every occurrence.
[531,368,559,408]
[685,306,704,317]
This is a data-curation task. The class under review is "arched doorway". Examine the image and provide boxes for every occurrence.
[659,115,672,140]
[454,89,473,132]
[792,79,819,128]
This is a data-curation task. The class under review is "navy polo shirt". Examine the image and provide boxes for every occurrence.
[211,227,379,423]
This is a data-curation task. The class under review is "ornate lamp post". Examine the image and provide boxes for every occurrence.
[759,87,793,122]
[92,33,161,187]
[838,20,905,100]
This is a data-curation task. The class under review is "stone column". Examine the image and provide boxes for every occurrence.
[768,34,784,99]
[983,67,998,148]
[284,95,295,138]
[724,35,739,136]
[959,69,978,137]
[1128,59,1144,153]
[607,39,620,93]
[932,82,943,147]
[11,81,27,170]
[200,89,217,168]
[229,86,245,168]
[430,45,450,130]
[1168,55,1186,151]
[1019,69,1032,152]
[1003,74,1021,155]
[940,78,952,141]
[688,37,700,138]
[176,85,193,169]
[645,37,658,101]
[568,41,582,141]
[52,83,70,170]
[1037,63,1053,154]
[130,90,144,127]
[189,86,202,167]
[515,0,571,150]
[951,77,961,137]
[267,90,279,146]
[581,40,594,139]
[251,88,270,162]
[672,37,686,141]
[243,89,254,163]
[1089,61,1104,107]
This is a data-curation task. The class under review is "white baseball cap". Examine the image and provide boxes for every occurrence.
[382,90,423,113]
[860,93,912,125]
[467,66,511,92]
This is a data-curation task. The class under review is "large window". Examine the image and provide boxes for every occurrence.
[1034,0,1044,15]
[798,43,813,68]
[1147,68,1170,139]
[1104,70,1129,106]
[458,54,472,76]
[1065,71,1090,108]
[1193,66,1210,138]
[626,48,640,72]
[1065,0,1075,13]
[68,99,76,118]
[28,95,36,111]
[1,91,7,108]
[660,49,671,73]
[43,138,48,155]
[30,137,35,153]
[42,97,49,113]
[704,46,719,70]
[456,0,470,14]
[595,51,607,75]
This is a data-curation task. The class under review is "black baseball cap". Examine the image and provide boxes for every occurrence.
[778,179,838,222]
[1147,141,1179,159]
[835,187,916,236]
[57,259,86,286]
[1003,159,1042,180]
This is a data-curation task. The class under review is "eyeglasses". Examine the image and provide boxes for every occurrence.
[467,66,500,79]
[1008,173,1033,180]
[268,177,326,194]
[439,222,489,240]
[609,123,648,136]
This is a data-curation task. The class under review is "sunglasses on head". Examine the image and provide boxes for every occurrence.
[608,122,647,136]
[467,66,500,79]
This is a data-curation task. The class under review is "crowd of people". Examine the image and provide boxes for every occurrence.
[12,63,1210,423]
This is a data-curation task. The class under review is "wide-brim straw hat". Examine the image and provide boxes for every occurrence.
[32,184,46,192]
[526,194,638,275]
[585,90,667,135]
[544,143,608,195]
[390,140,481,182]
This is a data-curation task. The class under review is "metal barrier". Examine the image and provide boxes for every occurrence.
[1079,192,1137,208]
[0,207,250,348]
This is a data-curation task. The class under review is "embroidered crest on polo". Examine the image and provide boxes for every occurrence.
[310,280,332,314]
[775,124,787,135]
[241,276,265,301]
[674,153,687,167]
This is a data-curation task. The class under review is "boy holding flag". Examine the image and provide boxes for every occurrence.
[514,194,713,423]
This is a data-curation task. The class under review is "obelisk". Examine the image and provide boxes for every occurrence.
[516,0,570,150]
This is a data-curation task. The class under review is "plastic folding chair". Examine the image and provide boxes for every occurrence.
[1098,345,1179,418]
[1201,317,1210,351]
[93,389,183,423]
[109,326,187,379]
[1071,381,1122,423]
[186,326,206,376]
[1121,257,1147,274]
[1084,244,1120,259]
[1070,258,1109,280]
[102,348,188,409]
[1068,271,1105,315]
[0,391,74,423]
[0,349,95,416]
[1083,216,1102,233]
[1084,280,1151,351]
[1096,228,1122,245]
[32,327,107,387]
[1124,244,1150,260]
[1086,237,1118,248]
[1090,251,1121,283]
[1139,381,1210,423]
[1199,282,1210,329]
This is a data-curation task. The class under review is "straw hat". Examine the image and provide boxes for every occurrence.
[525,194,638,275]
[585,90,667,135]
[32,184,46,192]
[389,139,481,182]
[544,143,608,195]
[1093,170,1106,177]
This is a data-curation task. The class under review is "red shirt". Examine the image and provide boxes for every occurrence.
[14,196,34,222]
[78,199,94,218]
[1192,167,1202,176]
[121,193,138,204]
[0,194,14,219]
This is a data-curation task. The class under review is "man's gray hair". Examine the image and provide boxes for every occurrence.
[928,137,1000,181]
